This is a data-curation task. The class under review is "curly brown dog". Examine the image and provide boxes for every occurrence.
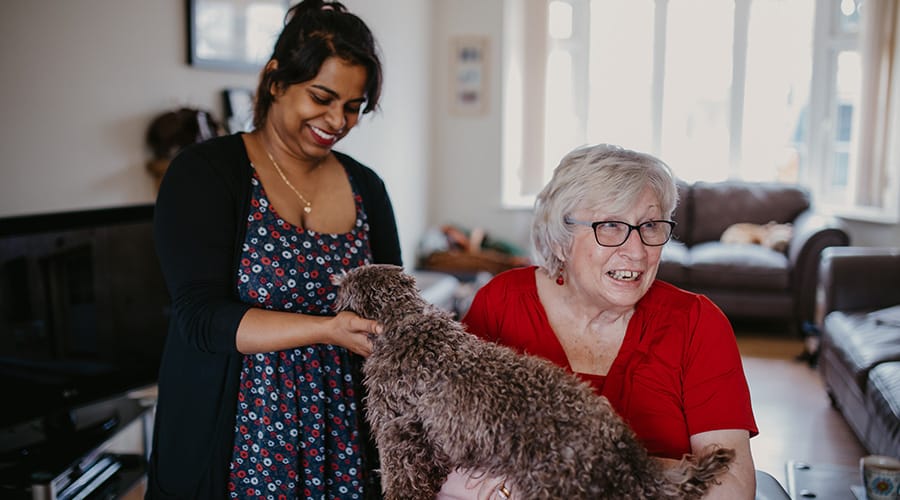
[334,264,734,500]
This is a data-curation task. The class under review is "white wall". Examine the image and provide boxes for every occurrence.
[0,0,430,265]
[428,0,535,259]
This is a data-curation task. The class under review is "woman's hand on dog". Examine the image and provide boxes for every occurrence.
[235,309,383,355]
[328,311,384,357]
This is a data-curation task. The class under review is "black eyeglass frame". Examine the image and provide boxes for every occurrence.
[564,216,677,247]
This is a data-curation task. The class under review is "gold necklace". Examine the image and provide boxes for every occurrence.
[265,149,313,214]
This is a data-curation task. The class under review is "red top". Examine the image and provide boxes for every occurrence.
[462,266,758,459]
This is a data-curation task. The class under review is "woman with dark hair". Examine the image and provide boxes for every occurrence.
[147,1,399,497]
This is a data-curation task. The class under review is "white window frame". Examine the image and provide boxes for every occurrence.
[501,0,900,224]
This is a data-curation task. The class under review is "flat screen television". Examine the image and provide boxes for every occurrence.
[0,204,169,456]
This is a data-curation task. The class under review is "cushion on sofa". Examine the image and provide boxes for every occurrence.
[658,240,690,283]
[866,362,900,455]
[687,242,789,290]
[695,290,794,318]
[689,181,810,245]
[823,311,900,389]
[671,179,693,243]
[869,305,900,327]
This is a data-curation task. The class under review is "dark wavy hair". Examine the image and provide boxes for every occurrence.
[252,0,383,130]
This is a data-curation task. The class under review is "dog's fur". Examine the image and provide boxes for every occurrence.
[334,264,734,499]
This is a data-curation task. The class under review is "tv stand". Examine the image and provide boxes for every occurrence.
[0,387,156,500]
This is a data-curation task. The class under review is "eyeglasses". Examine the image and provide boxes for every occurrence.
[564,216,676,247]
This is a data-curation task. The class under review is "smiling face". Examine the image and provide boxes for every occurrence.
[266,56,368,162]
[564,186,665,312]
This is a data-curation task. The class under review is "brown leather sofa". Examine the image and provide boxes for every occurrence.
[817,246,900,456]
[658,180,850,333]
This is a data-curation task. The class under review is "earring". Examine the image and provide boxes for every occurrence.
[556,267,565,286]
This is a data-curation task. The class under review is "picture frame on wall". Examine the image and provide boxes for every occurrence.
[187,0,289,72]
[449,36,489,116]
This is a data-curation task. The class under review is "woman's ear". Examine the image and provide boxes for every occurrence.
[265,59,281,97]
[552,244,566,264]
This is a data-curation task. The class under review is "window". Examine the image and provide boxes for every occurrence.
[502,0,898,222]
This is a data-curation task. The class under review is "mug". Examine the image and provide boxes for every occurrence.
[860,455,900,500]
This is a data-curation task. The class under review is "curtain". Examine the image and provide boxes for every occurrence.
[856,0,900,208]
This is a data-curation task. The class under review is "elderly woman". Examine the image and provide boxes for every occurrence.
[445,144,758,499]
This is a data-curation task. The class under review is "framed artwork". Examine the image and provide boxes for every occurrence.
[223,87,255,133]
[187,0,290,72]
[449,36,489,115]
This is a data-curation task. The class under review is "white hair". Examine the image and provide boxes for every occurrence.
[531,144,678,278]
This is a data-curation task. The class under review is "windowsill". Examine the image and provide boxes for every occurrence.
[821,204,900,225]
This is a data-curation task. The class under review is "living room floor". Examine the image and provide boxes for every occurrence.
[735,324,867,490]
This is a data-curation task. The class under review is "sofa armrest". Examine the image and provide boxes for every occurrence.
[816,247,900,324]
[788,210,850,327]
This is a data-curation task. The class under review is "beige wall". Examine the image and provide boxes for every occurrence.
[0,0,430,265]
[427,0,535,258]
[0,2,256,216]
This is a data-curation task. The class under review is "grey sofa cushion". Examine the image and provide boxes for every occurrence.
[866,362,900,456]
[824,310,900,389]
[671,179,693,244]
[688,242,789,290]
[658,240,690,283]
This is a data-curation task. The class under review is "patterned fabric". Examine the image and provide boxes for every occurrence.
[228,171,373,499]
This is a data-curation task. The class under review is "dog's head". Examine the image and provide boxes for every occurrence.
[332,264,425,322]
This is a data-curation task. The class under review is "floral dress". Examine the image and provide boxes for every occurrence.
[228,170,373,499]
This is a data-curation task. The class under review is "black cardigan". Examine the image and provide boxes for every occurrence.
[147,134,401,498]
